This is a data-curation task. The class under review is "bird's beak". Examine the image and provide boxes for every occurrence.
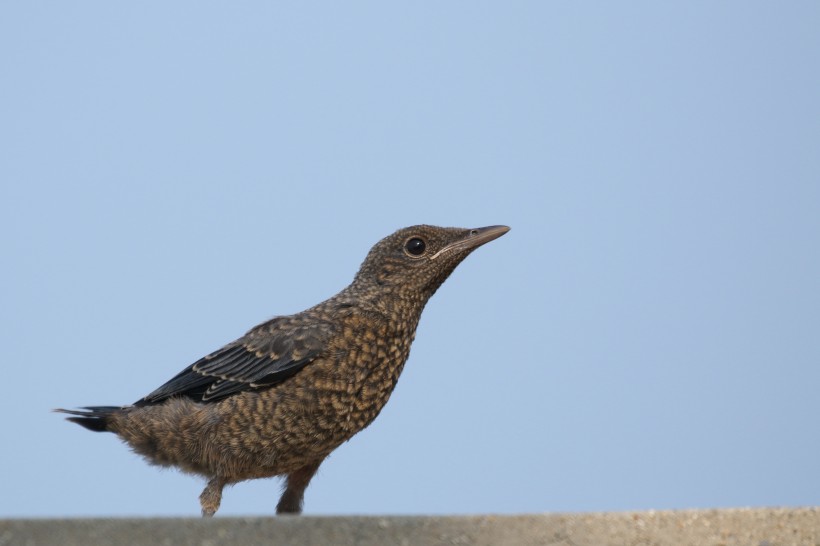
[430,225,510,260]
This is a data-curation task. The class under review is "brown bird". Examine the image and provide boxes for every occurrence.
[57,224,509,516]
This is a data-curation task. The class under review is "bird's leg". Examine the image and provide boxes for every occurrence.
[276,460,323,515]
[200,477,227,517]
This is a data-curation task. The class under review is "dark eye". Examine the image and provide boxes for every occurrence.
[404,237,427,256]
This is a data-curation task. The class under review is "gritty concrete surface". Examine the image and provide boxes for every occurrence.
[2,508,818,546]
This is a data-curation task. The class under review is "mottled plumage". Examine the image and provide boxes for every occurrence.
[57,224,509,516]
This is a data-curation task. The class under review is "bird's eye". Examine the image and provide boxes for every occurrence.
[404,237,427,256]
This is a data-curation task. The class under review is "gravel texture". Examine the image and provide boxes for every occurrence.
[2,508,818,546]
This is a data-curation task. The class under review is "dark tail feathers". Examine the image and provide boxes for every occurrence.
[54,406,122,433]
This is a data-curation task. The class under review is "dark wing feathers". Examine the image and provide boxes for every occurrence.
[136,316,335,405]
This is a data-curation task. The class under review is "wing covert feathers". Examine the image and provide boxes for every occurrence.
[137,315,335,405]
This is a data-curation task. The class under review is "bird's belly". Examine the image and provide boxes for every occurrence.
[205,357,406,478]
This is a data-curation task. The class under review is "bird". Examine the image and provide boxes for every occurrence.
[56,224,510,517]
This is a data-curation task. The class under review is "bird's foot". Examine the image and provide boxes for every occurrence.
[275,495,303,515]
[200,477,226,518]
[276,461,322,515]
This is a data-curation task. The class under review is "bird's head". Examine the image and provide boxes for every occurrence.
[353,224,510,302]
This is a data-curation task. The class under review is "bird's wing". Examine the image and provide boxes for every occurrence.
[137,315,336,405]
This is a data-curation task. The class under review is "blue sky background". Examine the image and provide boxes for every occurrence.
[2,2,819,517]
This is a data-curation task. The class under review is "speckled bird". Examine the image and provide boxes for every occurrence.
[57,224,510,516]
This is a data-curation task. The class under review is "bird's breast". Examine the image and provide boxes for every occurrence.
[326,311,418,432]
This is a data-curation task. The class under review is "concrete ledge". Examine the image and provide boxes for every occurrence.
[2,508,818,546]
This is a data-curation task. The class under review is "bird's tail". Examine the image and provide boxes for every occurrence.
[53,406,122,433]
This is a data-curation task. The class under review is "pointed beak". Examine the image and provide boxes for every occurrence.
[431,225,510,260]
[467,225,510,247]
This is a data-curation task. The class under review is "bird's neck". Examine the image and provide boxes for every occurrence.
[340,279,429,328]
